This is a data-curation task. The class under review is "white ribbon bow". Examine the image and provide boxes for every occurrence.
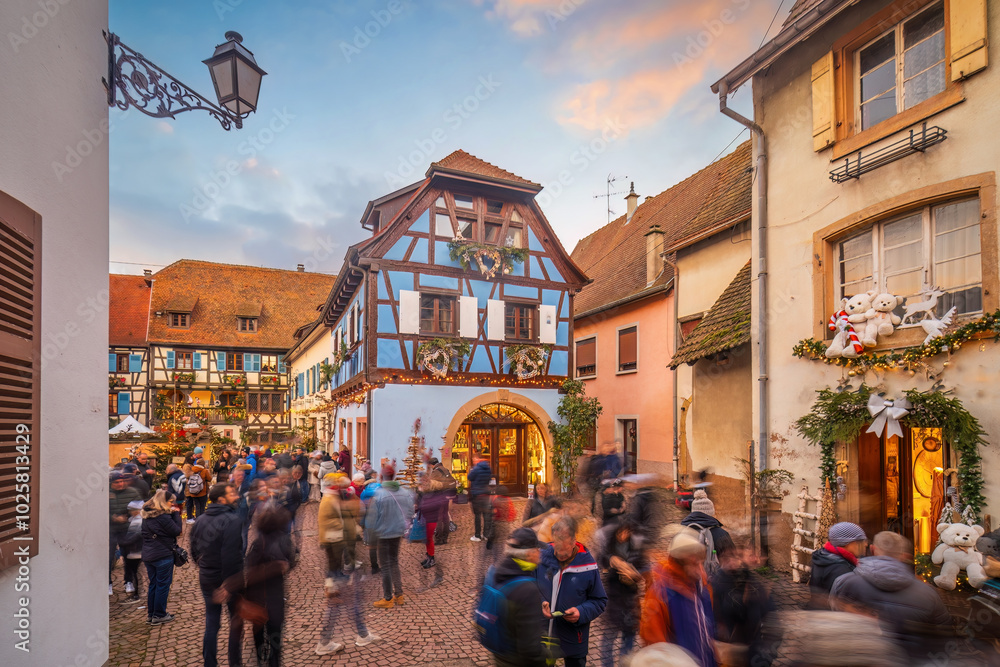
[866,395,911,439]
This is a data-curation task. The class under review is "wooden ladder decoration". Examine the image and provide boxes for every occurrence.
[791,485,823,583]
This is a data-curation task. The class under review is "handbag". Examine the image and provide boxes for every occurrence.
[236,597,269,625]
[407,514,426,542]
[152,530,188,567]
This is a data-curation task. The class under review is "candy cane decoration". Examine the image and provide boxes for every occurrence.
[829,310,863,354]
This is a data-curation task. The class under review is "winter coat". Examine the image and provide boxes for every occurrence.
[186,465,211,498]
[710,565,778,666]
[189,502,244,583]
[318,460,338,492]
[318,491,360,547]
[167,469,187,504]
[596,524,648,620]
[809,544,857,603]
[681,511,736,560]
[535,542,608,658]
[140,509,182,563]
[337,449,351,477]
[640,557,717,667]
[131,458,155,491]
[109,486,141,530]
[467,460,492,496]
[370,481,414,540]
[490,556,548,667]
[359,481,381,543]
[524,496,552,522]
[830,556,951,634]
[121,514,144,558]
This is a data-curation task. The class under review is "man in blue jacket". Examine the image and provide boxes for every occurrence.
[467,454,493,542]
[537,515,607,667]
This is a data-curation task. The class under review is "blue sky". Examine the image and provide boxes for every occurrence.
[109,0,785,276]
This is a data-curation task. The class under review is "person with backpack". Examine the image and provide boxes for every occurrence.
[596,516,648,667]
[475,527,548,667]
[166,464,187,511]
[185,459,211,523]
[681,490,734,574]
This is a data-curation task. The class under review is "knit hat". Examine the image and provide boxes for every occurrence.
[669,527,706,560]
[507,527,542,550]
[828,522,866,546]
[127,500,144,510]
[194,446,203,454]
[110,471,125,482]
[690,489,715,516]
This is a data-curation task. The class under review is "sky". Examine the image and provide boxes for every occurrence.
[109,0,786,277]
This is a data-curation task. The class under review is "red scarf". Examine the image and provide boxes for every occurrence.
[824,541,859,566]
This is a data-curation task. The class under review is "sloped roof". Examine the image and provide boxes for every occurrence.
[571,144,752,315]
[670,261,752,368]
[783,0,822,28]
[428,149,540,188]
[109,274,152,346]
[147,260,336,349]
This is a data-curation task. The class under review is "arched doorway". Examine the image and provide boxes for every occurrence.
[449,403,546,496]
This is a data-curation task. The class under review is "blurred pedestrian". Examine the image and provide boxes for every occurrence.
[809,521,866,608]
[488,485,515,563]
[308,452,323,501]
[120,499,145,603]
[338,445,352,477]
[537,515,608,667]
[185,459,211,523]
[681,491,735,571]
[710,546,779,667]
[360,475,382,574]
[640,527,716,667]
[110,471,141,596]
[166,463,186,511]
[596,517,648,667]
[524,482,553,522]
[600,479,627,527]
[141,490,182,625]
[419,457,453,579]
[469,454,493,542]
[370,462,414,608]
[123,463,150,500]
[131,450,156,494]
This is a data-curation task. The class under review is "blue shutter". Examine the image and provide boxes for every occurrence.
[243,353,250,371]
[129,354,142,373]
[297,373,304,398]
[323,357,330,388]
[277,355,286,373]
[117,392,130,415]
[217,352,226,371]
[252,354,261,372]
[166,350,175,369]
[193,352,202,370]
[109,353,117,372]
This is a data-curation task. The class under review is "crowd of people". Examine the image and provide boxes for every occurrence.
[108,440,998,667]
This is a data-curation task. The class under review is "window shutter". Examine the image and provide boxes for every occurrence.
[812,52,835,151]
[129,354,142,373]
[576,339,596,371]
[950,0,988,81]
[459,296,478,338]
[277,354,286,373]
[252,354,261,372]
[399,290,420,335]
[619,327,638,370]
[192,352,201,370]
[217,351,226,371]
[109,353,117,372]
[0,190,41,569]
[539,304,557,344]
[356,305,363,341]
[117,392,130,416]
[487,299,505,341]
[297,373,304,398]
[166,350,175,369]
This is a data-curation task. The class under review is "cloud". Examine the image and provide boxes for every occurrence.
[475,0,560,37]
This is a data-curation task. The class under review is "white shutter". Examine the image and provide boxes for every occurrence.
[487,299,505,341]
[356,304,363,340]
[539,304,557,344]
[399,290,420,335]
[459,296,478,338]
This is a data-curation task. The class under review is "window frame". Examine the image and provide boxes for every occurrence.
[574,335,597,379]
[616,324,639,374]
[116,353,130,373]
[174,349,194,370]
[226,352,245,372]
[238,317,258,333]
[431,191,523,249]
[169,312,190,328]
[504,302,537,342]
[419,292,457,336]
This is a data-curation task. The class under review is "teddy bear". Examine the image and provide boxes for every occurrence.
[865,292,901,340]
[825,299,863,358]
[845,291,877,347]
[932,522,988,590]
[977,528,1000,578]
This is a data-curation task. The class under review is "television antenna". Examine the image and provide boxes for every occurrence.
[592,173,628,225]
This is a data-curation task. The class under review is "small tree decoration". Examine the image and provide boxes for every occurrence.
[416,338,471,378]
[398,418,425,488]
[816,479,838,546]
[447,239,528,279]
[505,344,551,380]
[547,379,602,494]
[939,501,955,525]
[962,504,979,526]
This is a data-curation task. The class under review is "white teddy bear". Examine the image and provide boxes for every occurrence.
[865,292,901,340]
[932,522,988,590]
[845,291,877,347]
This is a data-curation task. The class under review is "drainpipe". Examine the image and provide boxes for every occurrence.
[717,81,769,475]
[662,254,681,492]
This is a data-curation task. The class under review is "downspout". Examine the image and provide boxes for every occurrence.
[662,254,681,491]
[717,81,769,475]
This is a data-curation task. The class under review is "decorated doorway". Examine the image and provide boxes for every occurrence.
[449,403,546,496]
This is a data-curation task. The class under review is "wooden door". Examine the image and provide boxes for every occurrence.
[857,430,883,541]
[496,426,524,495]
[622,419,638,474]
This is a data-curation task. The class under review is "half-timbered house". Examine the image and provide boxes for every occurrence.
[109,273,153,427]
[287,151,588,493]
[147,260,335,445]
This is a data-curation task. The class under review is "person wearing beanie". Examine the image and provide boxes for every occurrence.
[680,490,735,566]
[120,499,146,602]
[640,527,717,667]
[809,521,867,608]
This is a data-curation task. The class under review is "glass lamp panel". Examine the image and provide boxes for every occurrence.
[211,61,234,99]
[235,57,262,112]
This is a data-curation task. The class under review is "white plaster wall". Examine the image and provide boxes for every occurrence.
[288,323,333,412]
[750,0,1000,520]
[676,235,751,318]
[0,0,110,663]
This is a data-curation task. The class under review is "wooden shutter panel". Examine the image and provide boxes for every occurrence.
[459,296,478,338]
[0,191,41,569]
[950,0,988,81]
[109,353,117,372]
[576,338,596,369]
[812,52,835,151]
[117,392,130,415]
[129,354,142,373]
[192,352,201,370]
[166,350,175,369]
[487,299,505,341]
[399,290,420,335]
[217,351,226,371]
[618,326,637,371]
[539,304,557,344]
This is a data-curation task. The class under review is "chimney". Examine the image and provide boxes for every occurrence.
[625,182,639,222]
[143,268,152,286]
[645,224,664,285]
[296,264,305,272]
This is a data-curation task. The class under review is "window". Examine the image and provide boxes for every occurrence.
[349,308,357,345]
[454,194,474,210]
[238,317,258,332]
[837,198,982,320]
[108,394,117,415]
[576,337,596,378]
[248,392,282,413]
[220,392,241,407]
[618,326,638,372]
[457,217,475,240]
[260,354,280,373]
[169,312,189,328]
[506,226,523,248]
[505,303,535,341]
[485,222,504,244]
[486,200,504,215]
[226,352,244,371]
[357,419,369,459]
[435,212,453,237]
[420,294,455,335]
[856,3,945,131]
[175,350,193,370]
[116,353,130,372]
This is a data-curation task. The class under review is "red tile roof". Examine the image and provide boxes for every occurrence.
[147,260,336,350]
[109,274,152,346]
[428,150,540,188]
[571,142,752,315]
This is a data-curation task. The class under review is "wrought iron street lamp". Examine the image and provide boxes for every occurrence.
[103,31,266,130]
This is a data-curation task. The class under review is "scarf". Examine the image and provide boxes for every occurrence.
[824,541,859,566]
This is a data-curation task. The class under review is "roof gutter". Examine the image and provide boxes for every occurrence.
[717,81,770,486]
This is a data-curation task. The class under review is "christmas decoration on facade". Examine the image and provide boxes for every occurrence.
[504,344,551,379]
[416,339,471,378]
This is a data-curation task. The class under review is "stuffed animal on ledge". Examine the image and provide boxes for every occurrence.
[978,529,1000,579]
[826,302,864,358]
[865,293,901,339]
[845,291,877,347]
[932,521,988,590]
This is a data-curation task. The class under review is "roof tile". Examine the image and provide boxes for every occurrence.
[109,274,152,346]
[428,149,539,187]
[669,260,752,367]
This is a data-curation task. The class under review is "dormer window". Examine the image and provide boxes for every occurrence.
[434,192,523,248]
[238,317,258,332]
[169,312,190,328]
